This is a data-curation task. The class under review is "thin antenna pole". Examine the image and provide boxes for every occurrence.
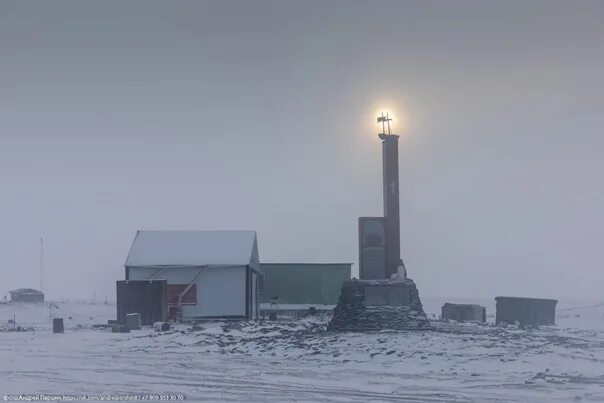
[386,113,391,135]
[381,113,386,134]
[40,237,43,292]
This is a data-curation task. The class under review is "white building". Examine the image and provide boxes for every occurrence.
[125,230,261,321]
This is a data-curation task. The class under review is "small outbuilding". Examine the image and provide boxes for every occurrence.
[125,230,261,321]
[116,280,168,326]
[495,296,557,326]
[9,288,44,303]
[441,303,486,323]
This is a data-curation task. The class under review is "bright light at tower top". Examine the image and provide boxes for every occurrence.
[377,111,394,137]
[372,105,407,136]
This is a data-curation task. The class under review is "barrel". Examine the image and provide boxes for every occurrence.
[53,318,64,333]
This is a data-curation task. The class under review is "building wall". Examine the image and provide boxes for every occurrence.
[128,266,248,318]
[260,263,351,305]
[358,217,386,280]
[10,292,44,303]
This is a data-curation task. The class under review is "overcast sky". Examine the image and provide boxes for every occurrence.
[1,0,603,301]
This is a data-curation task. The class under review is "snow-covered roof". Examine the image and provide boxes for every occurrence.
[125,230,259,269]
[495,296,558,303]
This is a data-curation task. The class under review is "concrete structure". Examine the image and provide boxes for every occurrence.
[380,131,401,279]
[357,114,405,279]
[358,217,387,280]
[9,288,44,303]
[358,114,402,279]
[260,263,351,305]
[125,230,261,321]
[331,114,428,331]
[495,296,558,326]
[441,303,486,323]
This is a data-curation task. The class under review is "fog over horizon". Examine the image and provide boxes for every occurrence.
[1,0,603,301]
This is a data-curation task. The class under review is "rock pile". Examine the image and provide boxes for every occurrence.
[111,324,131,333]
[328,279,430,331]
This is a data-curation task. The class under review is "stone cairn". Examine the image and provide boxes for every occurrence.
[328,278,430,331]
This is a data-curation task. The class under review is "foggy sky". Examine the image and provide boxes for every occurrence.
[1,0,603,301]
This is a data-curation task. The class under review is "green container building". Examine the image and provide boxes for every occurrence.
[260,263,352,305]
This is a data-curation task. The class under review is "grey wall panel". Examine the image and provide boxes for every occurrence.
[359,217,386,280]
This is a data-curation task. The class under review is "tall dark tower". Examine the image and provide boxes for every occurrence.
[378,113,400,278]
[380,127,400,278]
[358,113,401,280]
[330,112,429,331]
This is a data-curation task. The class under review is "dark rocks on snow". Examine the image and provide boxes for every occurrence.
[111,324,131,333]
[328,278,430,332]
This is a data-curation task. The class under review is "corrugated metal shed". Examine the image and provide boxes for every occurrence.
[125,230,260,271]
[261,263,351,305]
[495,296,558,326]
[116,280,168,325]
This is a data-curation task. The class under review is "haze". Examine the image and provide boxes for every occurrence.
[1,0,603,301]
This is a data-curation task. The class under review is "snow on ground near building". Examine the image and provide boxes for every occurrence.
[0,299,603,402]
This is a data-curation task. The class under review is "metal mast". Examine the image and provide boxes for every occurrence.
[40,237,44,292]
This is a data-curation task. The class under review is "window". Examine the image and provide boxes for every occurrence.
[167,284,197,305]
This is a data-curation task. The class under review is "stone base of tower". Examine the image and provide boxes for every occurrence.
[328,278,430,331]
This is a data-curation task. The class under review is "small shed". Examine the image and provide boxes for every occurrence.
[9,288,44,303]
[125,230,261,321]
[495,296,558,326]
[116,280,168,326]
[260,263,351,305]
[441,303,486,323]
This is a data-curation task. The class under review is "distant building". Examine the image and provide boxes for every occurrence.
[495,296,558,326]
[125,230,261,321]
[261,263,351,305]
[9,288,44,303]
[441,303,486,323]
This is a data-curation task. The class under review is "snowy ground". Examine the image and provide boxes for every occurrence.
[1,299,603,402]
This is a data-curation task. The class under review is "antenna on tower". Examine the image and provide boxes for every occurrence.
[377,112,393,139]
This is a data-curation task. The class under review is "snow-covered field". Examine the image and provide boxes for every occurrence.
[1,299,603,402]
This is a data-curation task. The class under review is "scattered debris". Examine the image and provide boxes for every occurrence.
[111,324,131,333]
[92,324,114,330]
[154,322,171,332]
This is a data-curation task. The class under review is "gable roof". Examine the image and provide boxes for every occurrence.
[125,230,259,268]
